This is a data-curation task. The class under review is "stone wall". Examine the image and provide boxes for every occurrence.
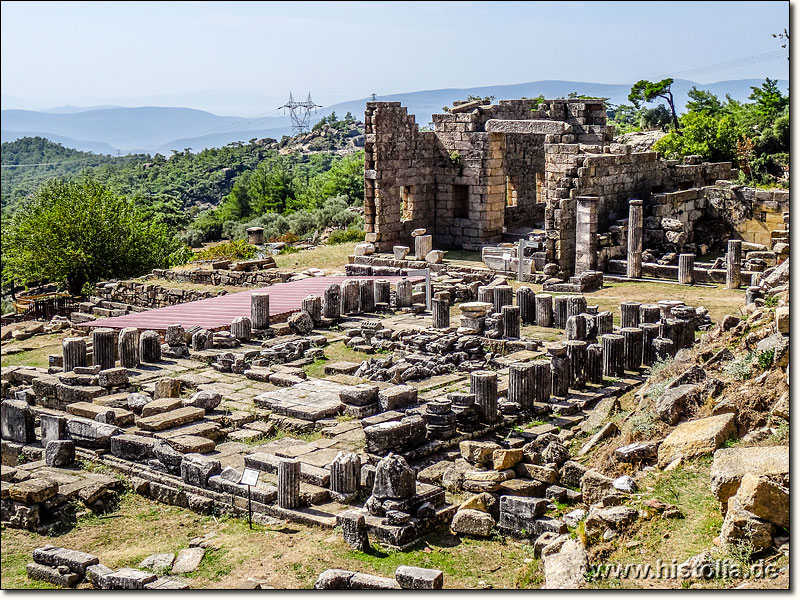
[147,268,294,287]
[542,140,733,276]
[365,99,610,252]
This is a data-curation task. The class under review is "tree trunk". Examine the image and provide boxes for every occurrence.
[66,273,87,296]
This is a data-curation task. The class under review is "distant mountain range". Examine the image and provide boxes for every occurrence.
[1,79,787,155]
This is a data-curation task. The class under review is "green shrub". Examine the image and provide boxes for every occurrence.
[757,349,775,370]
[328,228,365,245]
[193,240,258,262]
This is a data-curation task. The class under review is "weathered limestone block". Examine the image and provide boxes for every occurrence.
[657,413,736,467]
[1,399,36,443]
[414,235,433,260]
[139,330,162,363]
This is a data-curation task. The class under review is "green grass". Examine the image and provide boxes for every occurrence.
[302,341,368,380]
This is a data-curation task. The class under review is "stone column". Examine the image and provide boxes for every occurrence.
[566,295,587,320]
[564,340,588,389]
[62,337,87,373]
[620,302,641,329]
[502,305,520,338]
[470,371,498,424]
[549,343,570,398]
[553,296,569,329]
[395,279,413,308]
[565,315,587,341]
[671,306,697,349]
[477,286,494,306]
[278,459,301,509]
[415,234,433,260]
[339,510,370,551]
[620,327,644,371]
[660,318,682,349]
[374,279,391,306]
[596,311,614,335]
[359,280,375,313]
[493,285,514,314]
[323,284,341,319]
[139,330,161,363]
[516,286,536,325]
[639,304,661,324]
[330,452,361,503]
[92,328,116,371]
[726,240,742,290]
[532,361,552,404]
[117,327,140,368]
[627,199,644,278]
[535,294,553,327]
[341,280,361,314]
[658,299,684,319]
[192,329,213,350]
[251,293,270,329]
[652,337,676,362]
[301,295,322,323]
[640,323,660,366]
[231,316,251,341]
[575,196,599,273]
[678,254,695,285]
[586,343,604,384]
[432,297,450,329]
[508,362,535,412]
[602,334,625,377]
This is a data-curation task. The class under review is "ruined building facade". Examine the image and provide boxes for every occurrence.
[363,99,787,278]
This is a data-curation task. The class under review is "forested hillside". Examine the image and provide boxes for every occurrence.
[0,137,135,212]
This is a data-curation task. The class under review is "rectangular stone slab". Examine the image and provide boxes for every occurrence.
[65,402,134,426]
[166,435,216,454]
[136,407,205,432]
[141,397,183,417]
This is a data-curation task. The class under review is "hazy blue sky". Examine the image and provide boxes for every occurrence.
[1,1,789,115]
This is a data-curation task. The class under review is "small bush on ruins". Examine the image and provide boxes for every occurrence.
[1,179,184,295]
[192,240,259,262]
[327,228,365,245]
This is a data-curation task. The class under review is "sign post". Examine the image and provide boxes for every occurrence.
[239,468,260,529]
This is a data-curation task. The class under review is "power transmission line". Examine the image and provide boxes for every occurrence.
[279,92,322,135]
[651,50,785,81]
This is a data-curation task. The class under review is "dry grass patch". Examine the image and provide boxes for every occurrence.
[274,244,353,273]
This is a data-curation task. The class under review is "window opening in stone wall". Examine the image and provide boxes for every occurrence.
[452,184,469,219]
[401,186,413,221]
[506,176,518,207]
[759,211,767,222]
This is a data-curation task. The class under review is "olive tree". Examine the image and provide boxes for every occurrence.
[2,179,185,295]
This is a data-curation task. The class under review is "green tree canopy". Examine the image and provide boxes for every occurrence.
[2,179,184,295]
[628,78,680,131]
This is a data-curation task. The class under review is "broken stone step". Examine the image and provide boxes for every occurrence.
[153,421,223,441]
[166,435,216,454]
[141,397,183,417]
[26,563,81,588]
[65,402,134,426]
[32,545,99,576]
[136,407,206,432]
[324,361,362,375]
